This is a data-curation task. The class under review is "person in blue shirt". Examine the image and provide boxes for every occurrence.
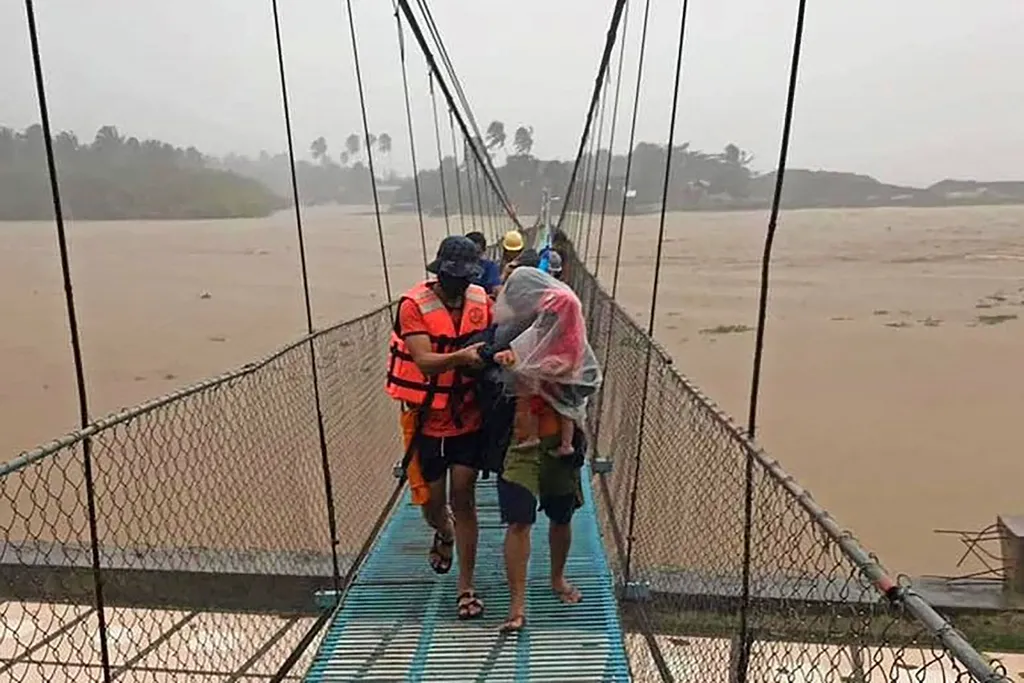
[539,228,572,281]
[466,231,502,296]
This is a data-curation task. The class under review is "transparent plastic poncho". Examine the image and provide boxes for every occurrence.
[493,267,602,423]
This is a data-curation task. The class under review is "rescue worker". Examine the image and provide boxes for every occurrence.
[386,235,492,620]
[500,229,524,271]
[539,228,573,283]
[465,231,502,297]
[501,248,541,282]
[547,251,564,280]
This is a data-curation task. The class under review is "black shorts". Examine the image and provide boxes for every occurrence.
[417,430,484,483]
[497,477,578,526]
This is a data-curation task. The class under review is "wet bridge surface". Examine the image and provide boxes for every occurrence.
[304,464,631,681]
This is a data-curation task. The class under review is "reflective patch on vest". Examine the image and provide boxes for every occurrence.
[414,288,445,315]
[465,286,487,304]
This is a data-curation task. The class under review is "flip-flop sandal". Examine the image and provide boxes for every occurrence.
[554,584,582,604]
[428,531,454,575]
[498,614,526,633]
[457,591,484,620]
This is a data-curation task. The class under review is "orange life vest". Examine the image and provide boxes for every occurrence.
[386,281,490,410]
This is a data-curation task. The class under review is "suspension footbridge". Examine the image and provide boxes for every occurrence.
[0,0,1015,681]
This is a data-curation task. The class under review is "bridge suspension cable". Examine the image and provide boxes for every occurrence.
[610,0,653,299]
[396,0,520,228]
[12,0,1012,680]
[555,0,630,230]
[448,108,467,233]
[270,0,343,608]
[22,1,113,679]
[593,0,630,279]
[735,0,810,679]
[391,0,430,273]
[345,0,392,301]
[427,72,452,236]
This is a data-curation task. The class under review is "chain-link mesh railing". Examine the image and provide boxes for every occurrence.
[3,240,1016,682]
[569,260,1014,682]
[0,304,402,682]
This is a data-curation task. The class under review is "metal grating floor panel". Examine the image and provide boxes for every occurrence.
[304,464,630,681]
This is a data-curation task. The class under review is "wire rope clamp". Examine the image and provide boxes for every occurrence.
[622,581,652,603]
[593,457,613,474]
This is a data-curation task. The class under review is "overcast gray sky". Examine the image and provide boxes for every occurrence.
[1,0,1021,187]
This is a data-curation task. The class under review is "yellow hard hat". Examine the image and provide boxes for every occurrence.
[502,230,524,252]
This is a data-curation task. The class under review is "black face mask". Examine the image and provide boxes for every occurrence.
[437,273,470,300]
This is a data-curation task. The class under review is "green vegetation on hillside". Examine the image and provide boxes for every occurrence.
[6,120,1023,221]
[0,125,284,221]
[389,119,1024,216]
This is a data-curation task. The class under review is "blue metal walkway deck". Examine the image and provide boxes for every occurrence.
[304,465,630,681]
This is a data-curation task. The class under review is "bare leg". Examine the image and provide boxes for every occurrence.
[449,464,479,598]
[422,477,451,533]
[556,417,575,456]
[550,522,581,603]
[503,522,531,630]
[511,406,541,451]
[423,477,454,573]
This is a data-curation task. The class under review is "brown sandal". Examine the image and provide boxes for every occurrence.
[428,531,454,575]
[457,591,484,620]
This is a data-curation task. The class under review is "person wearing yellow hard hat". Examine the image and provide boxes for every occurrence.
[500,230,524,270]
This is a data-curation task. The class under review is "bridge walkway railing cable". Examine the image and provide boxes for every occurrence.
[558,0,1014,681]
[1,0,1016,681]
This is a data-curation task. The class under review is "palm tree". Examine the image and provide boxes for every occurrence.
[512,125,534,156]
[378,133,392,156]
[310,136,328,164]
[377,133,392,176]
[345,133,361,163]
[486,121,506,152]
[92,125,123,155]
[720,143,754,167]
[53,131,79,159]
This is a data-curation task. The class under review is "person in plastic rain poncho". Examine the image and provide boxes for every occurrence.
[490,266,602,632]
[493,267,597,454]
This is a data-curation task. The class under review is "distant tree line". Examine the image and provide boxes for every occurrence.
[391,120,764,216]
[0,124,284,221]
[212,131,400,207]
[5,120,1022,223]
[391,119,1024,215]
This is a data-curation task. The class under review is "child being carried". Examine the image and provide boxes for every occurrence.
[492,268,601,456]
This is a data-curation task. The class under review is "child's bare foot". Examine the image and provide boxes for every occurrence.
[556,443,575,456]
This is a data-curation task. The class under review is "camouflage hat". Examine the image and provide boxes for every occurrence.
[426,235,483,279]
